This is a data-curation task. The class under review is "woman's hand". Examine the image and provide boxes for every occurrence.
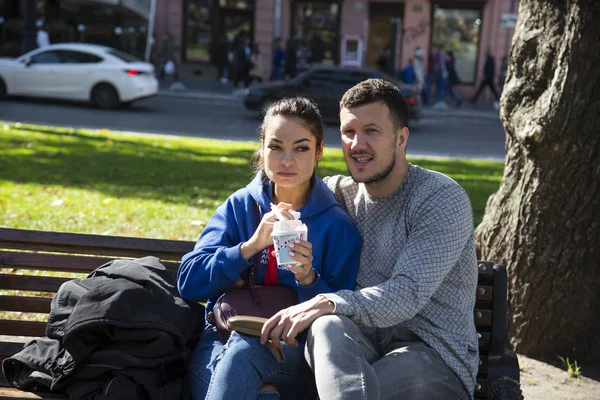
[241,203,294,260]
[287,239,316,286]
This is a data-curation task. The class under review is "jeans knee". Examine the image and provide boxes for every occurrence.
[311,314,350,333]
[307,315,352,348]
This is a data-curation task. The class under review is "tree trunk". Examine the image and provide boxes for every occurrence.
[476,0,600,362]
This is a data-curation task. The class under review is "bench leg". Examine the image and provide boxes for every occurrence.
[490,376,523,400]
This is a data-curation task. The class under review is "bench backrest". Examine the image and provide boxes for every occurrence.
[0,227,503,399]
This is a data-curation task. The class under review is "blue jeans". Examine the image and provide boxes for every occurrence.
[305,315,469,400]
[423,74,434,105]
[436,75,448,103]
[187,325,317,400]
[448,83,462,103]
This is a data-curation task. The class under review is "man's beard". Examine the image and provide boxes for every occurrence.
[349,143,397,185]
[348,145,396,185]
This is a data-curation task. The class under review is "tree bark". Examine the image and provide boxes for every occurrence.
[476,0,600,362]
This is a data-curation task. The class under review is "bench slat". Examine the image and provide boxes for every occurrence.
[474,309,492,328]
[0,274,70,293]
[0,228,194,261]
[0,252,181,273]
[0,296,52,313]
[0,320,46,337]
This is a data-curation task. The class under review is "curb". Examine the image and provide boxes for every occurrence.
[421,109,499,121]
[158,90,238,102]
[158,90,500,121]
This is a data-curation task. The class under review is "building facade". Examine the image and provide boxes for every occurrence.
[0,0,150,57]
[0,0,518,98]
[163,0,519,96]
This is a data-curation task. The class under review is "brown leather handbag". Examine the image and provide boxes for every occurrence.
[206,205,299,343]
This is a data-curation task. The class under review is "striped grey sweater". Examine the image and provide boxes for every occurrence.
[323,164,479,398]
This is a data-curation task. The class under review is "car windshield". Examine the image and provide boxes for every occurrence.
[106,49,141,63]
[291,69,318,83]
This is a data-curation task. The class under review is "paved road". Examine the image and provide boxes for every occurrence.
[0,95,506,160]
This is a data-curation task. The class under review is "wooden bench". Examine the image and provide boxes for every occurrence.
[0,227,521,399]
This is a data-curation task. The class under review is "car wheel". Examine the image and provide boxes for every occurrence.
[0,77,7,99]
[92,83,120,109]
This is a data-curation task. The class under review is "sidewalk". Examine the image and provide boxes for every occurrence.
[158,73,500,121]
[421,103,500,121]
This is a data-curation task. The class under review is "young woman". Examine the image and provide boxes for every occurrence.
[177,97,361,400]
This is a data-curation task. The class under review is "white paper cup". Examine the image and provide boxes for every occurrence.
[272,231,306,266]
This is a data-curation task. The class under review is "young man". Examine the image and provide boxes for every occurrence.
[261,79,479,399]
[471,49,501,110]
[36,20,50,48]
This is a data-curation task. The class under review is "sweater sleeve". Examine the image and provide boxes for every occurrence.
[177,205,253,302]
[324,184,474,328]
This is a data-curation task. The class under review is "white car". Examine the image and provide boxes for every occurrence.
[0,43,158,108]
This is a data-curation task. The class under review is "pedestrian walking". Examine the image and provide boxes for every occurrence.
[397,58,415,84]
[423,45,441,106]
[471,49,500,110]
[248,44,264,85]
[284,34,298,80]
[157,32,179,82]
[211,34,230,84]
[413,47,426,90]
[433,46,448,108]
[270,38,285,81]
[233,33,251,89]
[376,45,390,74]
[446,51,462,107]
[36,20,50,48]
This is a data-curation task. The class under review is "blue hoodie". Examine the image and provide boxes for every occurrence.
[177,171,361,315]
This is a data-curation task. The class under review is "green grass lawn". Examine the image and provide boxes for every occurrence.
[0,122,503,240]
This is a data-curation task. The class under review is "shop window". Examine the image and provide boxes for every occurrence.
[431,5,482,84]
[292,1,340,70]
[184,0,254,63]
[0,0,24,57]
[219,0,252,9]
[185,0,213,62]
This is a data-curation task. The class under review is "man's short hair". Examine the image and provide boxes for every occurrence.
[340,79,409,130]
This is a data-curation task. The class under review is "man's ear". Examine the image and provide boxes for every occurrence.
[398,126,409,149]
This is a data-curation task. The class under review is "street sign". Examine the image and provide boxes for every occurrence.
[500,13,518,29]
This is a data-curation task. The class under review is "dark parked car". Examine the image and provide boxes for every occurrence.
[243,66,422,121]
